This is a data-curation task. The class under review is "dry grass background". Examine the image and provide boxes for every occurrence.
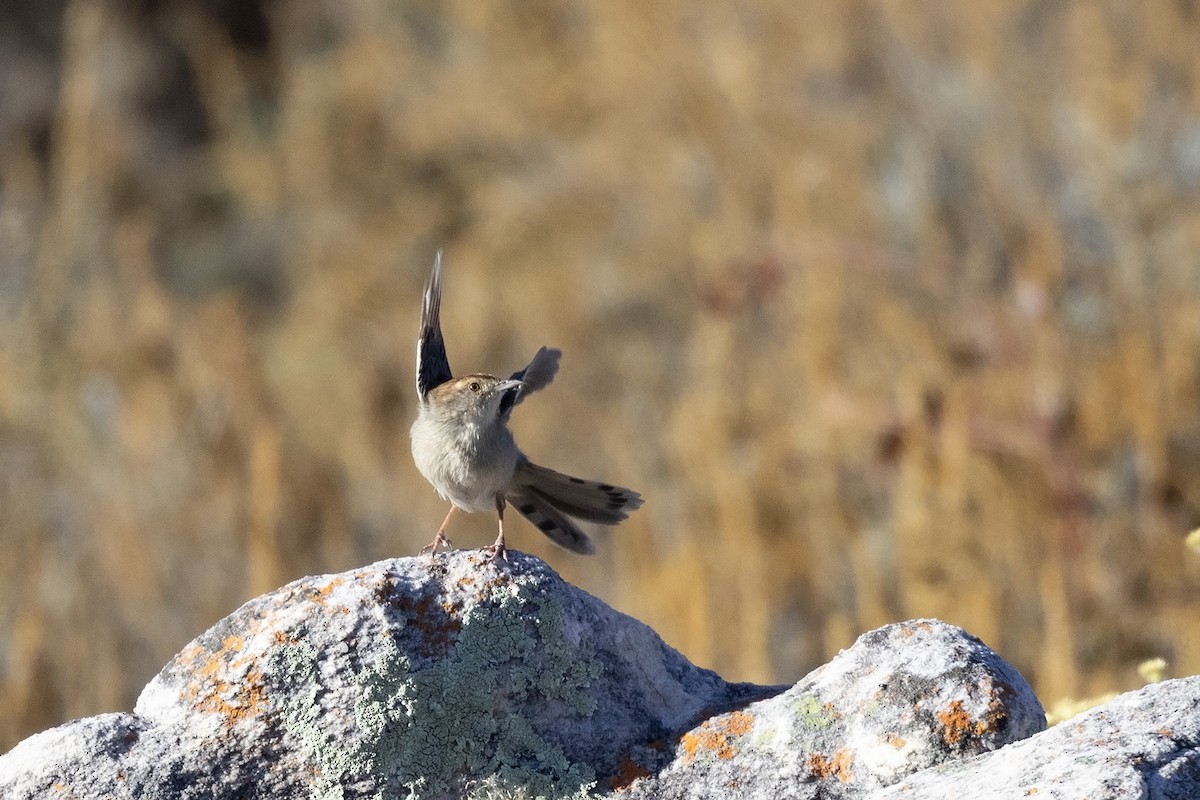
[3,0,1200,752]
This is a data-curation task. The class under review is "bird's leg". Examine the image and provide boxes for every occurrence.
[483,494,509,563]
[420,505,458,555]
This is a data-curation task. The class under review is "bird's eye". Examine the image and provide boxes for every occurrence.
[468,381,481,393]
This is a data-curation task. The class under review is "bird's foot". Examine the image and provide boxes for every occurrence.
[481,543,509,564]
[420,531,454,555]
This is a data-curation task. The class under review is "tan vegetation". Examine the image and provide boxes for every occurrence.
[2,0,1200,750]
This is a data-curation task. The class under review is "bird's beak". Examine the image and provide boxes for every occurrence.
[492,379,525,395]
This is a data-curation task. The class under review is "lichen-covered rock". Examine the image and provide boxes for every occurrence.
[0,552,779,799]
[871,675,1200,800]
[9,552,1189,800]
[626,619,1046,799]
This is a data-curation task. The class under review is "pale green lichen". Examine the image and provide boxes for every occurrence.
[272,638,378,795]
[464,775,597,800]
[795,694,838,729]
[268,573,603,800]
[752,723,778,750]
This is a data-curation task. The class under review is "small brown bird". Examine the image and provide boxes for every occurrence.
[410,252,643,562]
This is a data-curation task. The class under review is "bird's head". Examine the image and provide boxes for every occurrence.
[426,374,525,424]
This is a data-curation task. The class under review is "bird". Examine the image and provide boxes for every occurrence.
[410,251,643,562]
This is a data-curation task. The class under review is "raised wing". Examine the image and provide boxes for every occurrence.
[509,346,561,397]
[499,346,561,417]
[416,251,453,399]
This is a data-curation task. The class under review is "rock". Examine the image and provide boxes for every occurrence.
[13,549,1186,800]
[1,552,779,799]
[627,619,1047,799]
[871,675,1200,800]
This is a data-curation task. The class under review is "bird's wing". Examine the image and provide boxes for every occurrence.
[416,251,453,399]
[500,346,561,416]
[509,346,561,398]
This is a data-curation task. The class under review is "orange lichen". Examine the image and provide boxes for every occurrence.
[884,733,907,748]
[900,621,934,638]
[310,578,343,604]
[938,700,987,746]
[180,634,269,726]
[680,710,755,762]
[805,749,853,782]
[608,755,653,791]
[396,594,462,657]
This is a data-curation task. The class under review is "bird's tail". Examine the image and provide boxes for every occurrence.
[507,459,643,554]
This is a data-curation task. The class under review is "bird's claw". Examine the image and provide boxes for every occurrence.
[482,543,509,564]
[420,532,454,555]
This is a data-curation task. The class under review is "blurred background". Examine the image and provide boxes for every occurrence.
[3,0,1200,752]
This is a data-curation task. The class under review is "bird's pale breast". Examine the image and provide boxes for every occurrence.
[410,410,520,512]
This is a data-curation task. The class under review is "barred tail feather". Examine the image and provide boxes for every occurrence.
[506,490,595,554]
[514,460,644,525]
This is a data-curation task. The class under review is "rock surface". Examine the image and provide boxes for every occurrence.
[872,674,1200,800]
[0,551,1189,799]
[628,619,1046,799]
[1,552,779,799]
